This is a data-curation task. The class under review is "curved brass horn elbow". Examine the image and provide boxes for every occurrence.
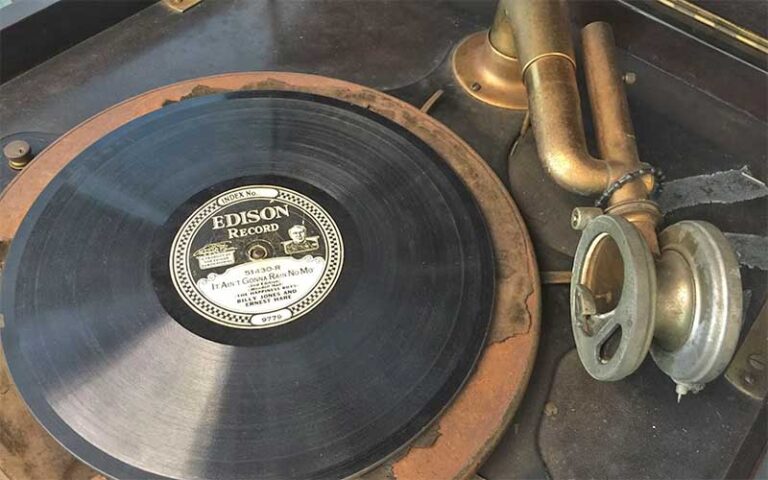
[524,56,612,195]
[501,0,627,197]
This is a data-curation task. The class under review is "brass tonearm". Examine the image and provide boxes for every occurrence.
[454,0,743,399]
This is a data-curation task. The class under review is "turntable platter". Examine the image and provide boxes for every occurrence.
[1,90,495,479]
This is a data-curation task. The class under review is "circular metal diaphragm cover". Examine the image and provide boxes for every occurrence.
[650,220,743,385]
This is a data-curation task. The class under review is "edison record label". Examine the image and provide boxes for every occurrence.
[170,185,343,328]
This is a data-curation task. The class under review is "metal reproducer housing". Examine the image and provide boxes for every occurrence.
[571,213,743,397]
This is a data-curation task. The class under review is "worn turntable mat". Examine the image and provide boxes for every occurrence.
[1,91,495,479]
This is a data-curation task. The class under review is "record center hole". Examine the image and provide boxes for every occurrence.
[247,244,268,260]
[599,326,623,364]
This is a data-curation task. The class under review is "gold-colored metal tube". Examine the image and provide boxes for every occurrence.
[582,21,646,205]
[581,21,660,252]
[524,58,612,194]
[503,0,575,75]
[505,0,612,195]
[489,0,518,58]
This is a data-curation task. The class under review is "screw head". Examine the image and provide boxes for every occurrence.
[623,72,637,85]
[543,401,559,417]
[470,82,481,92]
[747,354,765,371]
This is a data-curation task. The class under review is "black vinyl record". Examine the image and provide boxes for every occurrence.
[1,91,494,480]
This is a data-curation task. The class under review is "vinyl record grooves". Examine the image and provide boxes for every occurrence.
[1,91,495,480]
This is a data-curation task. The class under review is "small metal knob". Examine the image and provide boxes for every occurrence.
[622,72,637,85]
[571,207,603,231]
[4,140,32,170]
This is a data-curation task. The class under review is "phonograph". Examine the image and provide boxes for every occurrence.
[0,1,765,479]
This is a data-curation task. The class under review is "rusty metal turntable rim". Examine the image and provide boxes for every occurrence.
[0,72,540,480]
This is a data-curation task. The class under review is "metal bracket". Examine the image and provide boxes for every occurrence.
[726,301,767,400]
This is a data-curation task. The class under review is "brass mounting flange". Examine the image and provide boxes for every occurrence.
[452,31,527,110]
